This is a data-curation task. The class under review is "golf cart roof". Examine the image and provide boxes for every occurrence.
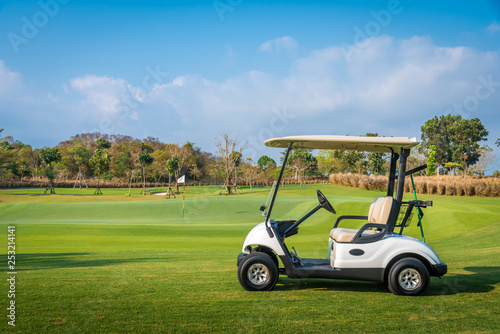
[265,135,418,153]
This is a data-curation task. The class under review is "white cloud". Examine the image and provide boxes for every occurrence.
[149,36,499,124]
[0,60,22,97]
[47,93,58,102]
[69,75,143,116]
[134,35,500,159]
[11,35,497,159]
[258,36,298,53]
[485,21,500,32]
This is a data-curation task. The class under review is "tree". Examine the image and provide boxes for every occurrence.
[365,133,386,175]
[0,140,14,181]
[138,151,154,195]
[13,143,32,181]
[69,145,91,189]
[407,144,428,173]
[96,137,111,150]
[89,149,110,195]
[421,114,488,176]
[284,150,317,186]
[427,146,437,176]
[444,162,461,176]
[333,150,367,174]
[0,129,15,180]
[288,150,317,170]
[450,118,488,177]
[151,148,171,185]
[207,161,221,185]
[317,149,346,175]
[470,146,497,176]
[257,155,275,170]
[421,114,461,168]
[39,147,62,194]
[215,133,243,195]
[0,132,224,185]
[27,148,41,180]
[2,140,31,181]
[367,152,385,175]
[172,143,196,193]
[166,157,179,184]
[113,150,134,178]
[240,158,260,190]
[190,164,202,182]
[230,150,242,190]
[165,157,179,198]
[496,139,500,147]
[289,155,309,186]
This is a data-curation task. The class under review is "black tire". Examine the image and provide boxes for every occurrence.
[252,246,279,269]
[238,252,279,291]
[388,257,430,296]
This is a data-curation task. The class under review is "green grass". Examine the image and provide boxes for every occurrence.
[1,184,499,333]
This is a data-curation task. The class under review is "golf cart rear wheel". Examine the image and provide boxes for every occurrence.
[388,257,429,296]
[238,252,278,291]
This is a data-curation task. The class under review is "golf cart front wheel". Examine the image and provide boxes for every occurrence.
[238,252,278,291]
[388,257,430,296]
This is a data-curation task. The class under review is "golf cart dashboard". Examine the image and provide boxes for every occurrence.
[272,220,299,238]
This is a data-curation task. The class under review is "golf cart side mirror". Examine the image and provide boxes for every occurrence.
[260,205,266,212]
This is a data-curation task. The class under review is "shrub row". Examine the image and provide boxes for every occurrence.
[0,180,204,189]
[329,174,500,197]
[0,177,330,189]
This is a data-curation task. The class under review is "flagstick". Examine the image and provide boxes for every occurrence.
[182,183,185,218]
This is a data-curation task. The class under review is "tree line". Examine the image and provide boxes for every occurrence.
[0,114,498,193]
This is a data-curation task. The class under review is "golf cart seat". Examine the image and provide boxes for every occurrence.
[330,196,394,243]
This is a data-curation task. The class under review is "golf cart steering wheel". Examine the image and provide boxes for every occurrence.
[317,189,336,214]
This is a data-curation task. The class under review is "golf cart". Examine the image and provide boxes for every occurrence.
[237,135,447,296]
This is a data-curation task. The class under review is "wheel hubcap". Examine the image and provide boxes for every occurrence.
[398,268,421,290]
[247,263,269,285]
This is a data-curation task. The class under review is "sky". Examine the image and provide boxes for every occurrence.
[0,0,499,169]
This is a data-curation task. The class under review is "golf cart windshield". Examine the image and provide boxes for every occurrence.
[260,181,277,217]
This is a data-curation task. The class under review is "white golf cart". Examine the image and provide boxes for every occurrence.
[237,135,447,296]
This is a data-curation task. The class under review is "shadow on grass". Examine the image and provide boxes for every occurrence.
[275,278,388,293]
[427,266,500,295]
[275,266,500,295]
[12,252,167,271]
[8,193,93,197]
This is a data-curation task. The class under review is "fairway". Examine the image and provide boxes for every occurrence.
[1,184,499,333]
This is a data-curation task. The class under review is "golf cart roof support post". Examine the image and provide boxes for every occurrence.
[265,141,294,229]
[387,149,398,197]
[386,148,409,234]
[396,148,410,202]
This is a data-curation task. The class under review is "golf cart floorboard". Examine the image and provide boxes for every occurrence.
[286,258,384,282]
[297,258,337,271]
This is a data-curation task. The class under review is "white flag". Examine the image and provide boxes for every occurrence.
[177,175,185,184]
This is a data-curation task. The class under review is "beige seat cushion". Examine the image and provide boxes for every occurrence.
[368,196,393,224]
[330,228,377,243]
[330,197,393,243]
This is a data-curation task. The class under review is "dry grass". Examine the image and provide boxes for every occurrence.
[329,174,500,197]
[329,174,387,192]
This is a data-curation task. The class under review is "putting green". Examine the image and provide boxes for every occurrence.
[1,184,499,333]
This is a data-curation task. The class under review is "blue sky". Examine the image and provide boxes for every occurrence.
[1,0,499,169]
